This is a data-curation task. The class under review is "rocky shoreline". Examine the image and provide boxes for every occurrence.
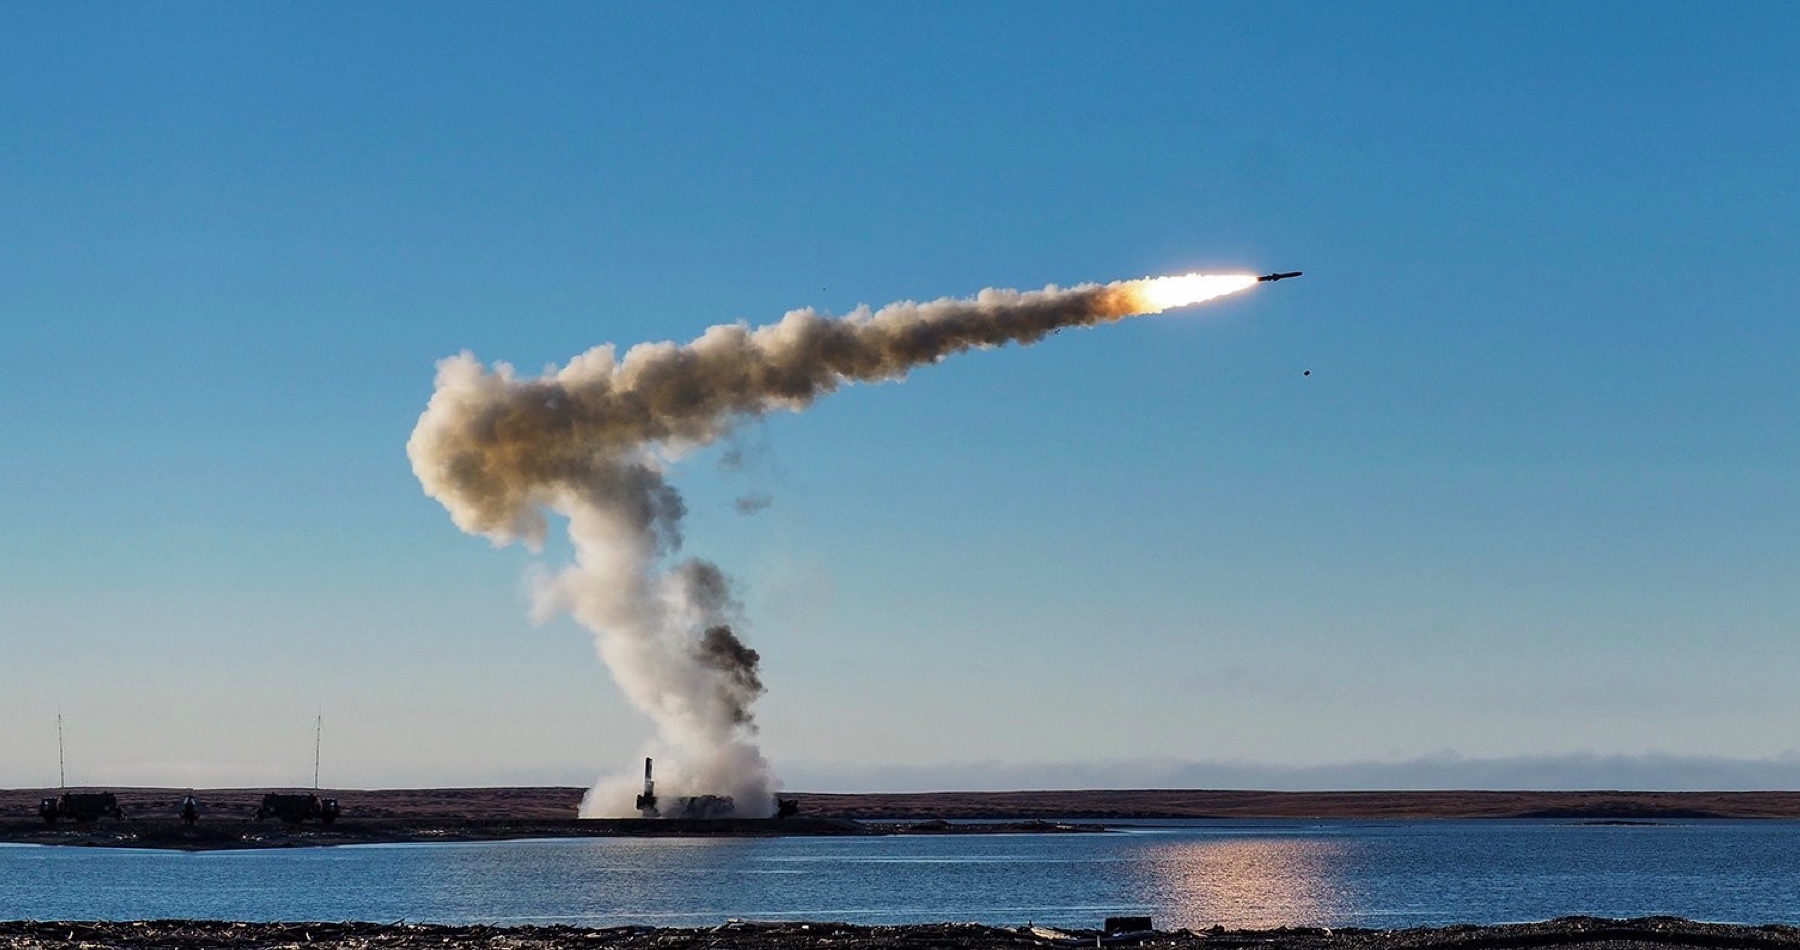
[0,817,1106,851]
[8,785,1800,852]
[1,917,1797,950]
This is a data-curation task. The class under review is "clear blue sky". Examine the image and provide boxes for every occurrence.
[3,3,1796,790]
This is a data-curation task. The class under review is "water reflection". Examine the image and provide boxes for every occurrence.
[1144,837,1349,929]
[7,822,1800,927]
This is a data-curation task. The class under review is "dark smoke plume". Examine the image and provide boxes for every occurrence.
[697,626,764,727]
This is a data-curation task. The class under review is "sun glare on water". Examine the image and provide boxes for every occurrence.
[1134,273,1260,313]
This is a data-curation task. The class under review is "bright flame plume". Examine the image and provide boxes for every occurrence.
[1127,273,1260,313]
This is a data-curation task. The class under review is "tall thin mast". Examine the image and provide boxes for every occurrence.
[57,713,66,790]
[313,714,322,791]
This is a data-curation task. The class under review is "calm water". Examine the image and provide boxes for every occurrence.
[4,820,1800,929]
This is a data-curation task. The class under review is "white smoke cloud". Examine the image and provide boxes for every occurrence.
[407,274,1254,816]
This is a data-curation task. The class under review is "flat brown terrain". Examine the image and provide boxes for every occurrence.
[12,787,1800,825]
[0,787,586,822]
[786,789,1800,820]
[2,917,1799,950]
[0,788,1096,850]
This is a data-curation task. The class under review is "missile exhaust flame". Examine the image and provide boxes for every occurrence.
[407,270,1259,817]
[1128,273,1259,312]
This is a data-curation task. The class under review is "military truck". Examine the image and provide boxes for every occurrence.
[39,792,124,823]
[254,793,340,824]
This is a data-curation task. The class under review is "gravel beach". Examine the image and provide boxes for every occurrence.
[2,917,1797,950]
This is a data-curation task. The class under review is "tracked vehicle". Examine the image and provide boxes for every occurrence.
[39,792,124,824]
[255,793,340,824]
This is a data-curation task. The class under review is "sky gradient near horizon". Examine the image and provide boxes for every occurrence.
[2,3,1797,791]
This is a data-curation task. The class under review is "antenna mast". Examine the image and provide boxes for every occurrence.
[57,713,66,790]
[313,713,322,791]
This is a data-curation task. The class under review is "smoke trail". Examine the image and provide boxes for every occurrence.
[407,272,1255,816]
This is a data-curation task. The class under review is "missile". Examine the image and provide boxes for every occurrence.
[1258,271,1302,283]
[635,756,657,816]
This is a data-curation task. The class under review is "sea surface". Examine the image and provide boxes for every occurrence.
[3,819,1800,929]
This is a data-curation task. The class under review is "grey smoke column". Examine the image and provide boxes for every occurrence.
[406,273,1254,815]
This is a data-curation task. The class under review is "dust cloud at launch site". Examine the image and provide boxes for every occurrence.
[407,272,1260,816]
